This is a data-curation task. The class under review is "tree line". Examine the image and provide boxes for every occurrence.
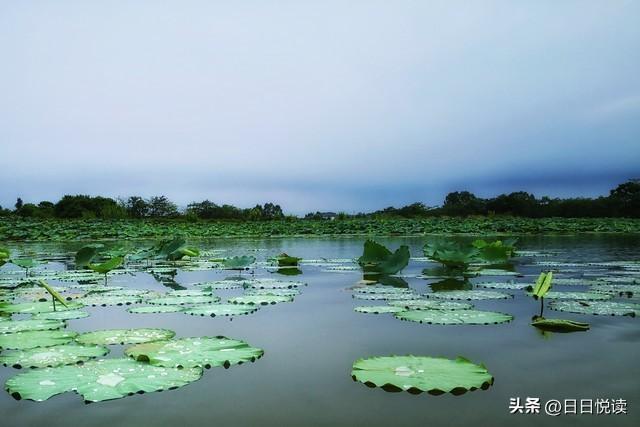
[1,180,638,219]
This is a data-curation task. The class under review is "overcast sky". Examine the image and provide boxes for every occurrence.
[1,1,638,213]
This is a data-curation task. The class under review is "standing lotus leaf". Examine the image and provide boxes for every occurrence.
[5,358,202,402]
[0,343,109,368]
[351,355,493,395]
[395,309,513,325]
[0,319,65,334]
[183,304,259,317]
[125,336,264,369]
[0,330,78,350]
[76,328,175,346]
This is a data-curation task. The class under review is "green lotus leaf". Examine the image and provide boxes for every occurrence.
[388,300,473,311]
[79,294,143,307]
[531,318,589,332]
[166,289,214,297]
[0,301,84,314]
[475,282,529,290]
[127,305,185,314]
[353,293,420,301]
[351,355,493,395]
[183,304,259,317]
[424,290,512,301]
[0,330,78,350]
[531,272,553,299]
[228,294,293,305]
[193,280,244,290]
[88,256,124,274]
[76,328,175,346]
[0,319,64,334]
[250,279,304,289]
[395,309,513,325]
[10,259,40,270]
[32,310,90,321]
[552,278,597,286]
[222,255,256,270]
[358,240,392,265]
[358,240,410,275]
[0,246,10,261]
[0,343,108,369]
[36,280,68,308]
[354,306,406,314]
[246,288,300,297]
[75,245,103,268]
[147,295,221,306]
[126,336,264,369]
[590,284,640,296]
[353,286,413,295]
[5,358,202,402]
[549,300,640,316]
[474,269,520,276]
[527,291,612,301]
[274,253,302,267]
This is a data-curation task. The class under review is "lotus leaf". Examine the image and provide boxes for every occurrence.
[354,306,406,314]
[0,330,78,350]
[147,295,220,306]
[531,318,589,332]
[549,300,640,316]
[351,355,493,394]
[395,309,513,325]
[127,305,185,314]
[388,300,473,311]
[32,310,90,321]
[228,294,293,305]
[76,328,175,346]
[424,290,512,301]
[0,319,64,334]
[0,343,108,368]
[183,304,259,317]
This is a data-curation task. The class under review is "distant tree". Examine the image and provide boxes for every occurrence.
[262,203,284,220]
[609,180,640,217]
[486,192,538,217]
[54,195,126,219]
[148,196,178,218]
[442,191,485,216]
[125,196,150,218]
[15,198,23,211]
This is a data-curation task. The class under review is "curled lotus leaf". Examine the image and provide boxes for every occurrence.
[147,295,221,306]
[228,294,293,305]
[528,291,612,301]
[354,306,406,314]
[125,336,264,369]
[549,300,640,316]
[32,310,90,321]
[127,305,185,314]
[351,355,493,395]
[0,319,65,334]
[183,304,259,317]
[388,300,473,311]
[76,328,175,346]
[531,318,589,333]
[395,309,513,325]
[423,290,512,301]
[0,343,109,369]
[5,358,202,402]
[0,330,78,350]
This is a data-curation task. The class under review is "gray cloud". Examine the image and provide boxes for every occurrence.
[1,1,638,213]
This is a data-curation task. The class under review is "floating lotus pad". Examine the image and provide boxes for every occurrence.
[0,319,65,334]
[395,309,513,325]
[250,279,304,289]
[183,304,259,317]
[193,280,244,290]
[127,305,185,314]
[166,289,215,297]
[0,301,84,314]
[590,284,640,295]
[0,330,78,350]
[528,291,612,301]
[475,282,529,290]
[352,293,420,301]
[388,300,473,311]
[125,336,264,369]
[79,295,143,306]
[552,278,597,286]
[228,294,294,305]
[147,295,221,306]
[354,306,406,314]
[531,318,589,332]
[549,300,640,316]
[351,355,493,395]
[32,310,90,321]
[5,358,202,402]
[353,286,413,295]
[76,328,175,346]
[423,290,512,301]
[246,288,300,297]
[475,269,520,276]
[0,344,109,368]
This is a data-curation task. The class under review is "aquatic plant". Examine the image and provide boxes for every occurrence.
[88,256,124,285]
[357,240,410,275]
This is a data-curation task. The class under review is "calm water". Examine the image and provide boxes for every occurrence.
[1,235,639,427]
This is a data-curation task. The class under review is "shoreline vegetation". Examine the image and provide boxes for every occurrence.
[1,180,638,240]
[1,217,639,241]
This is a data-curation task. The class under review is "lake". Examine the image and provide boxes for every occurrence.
[1,235,639,427]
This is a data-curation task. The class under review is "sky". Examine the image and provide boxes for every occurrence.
[1,0,639,214]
